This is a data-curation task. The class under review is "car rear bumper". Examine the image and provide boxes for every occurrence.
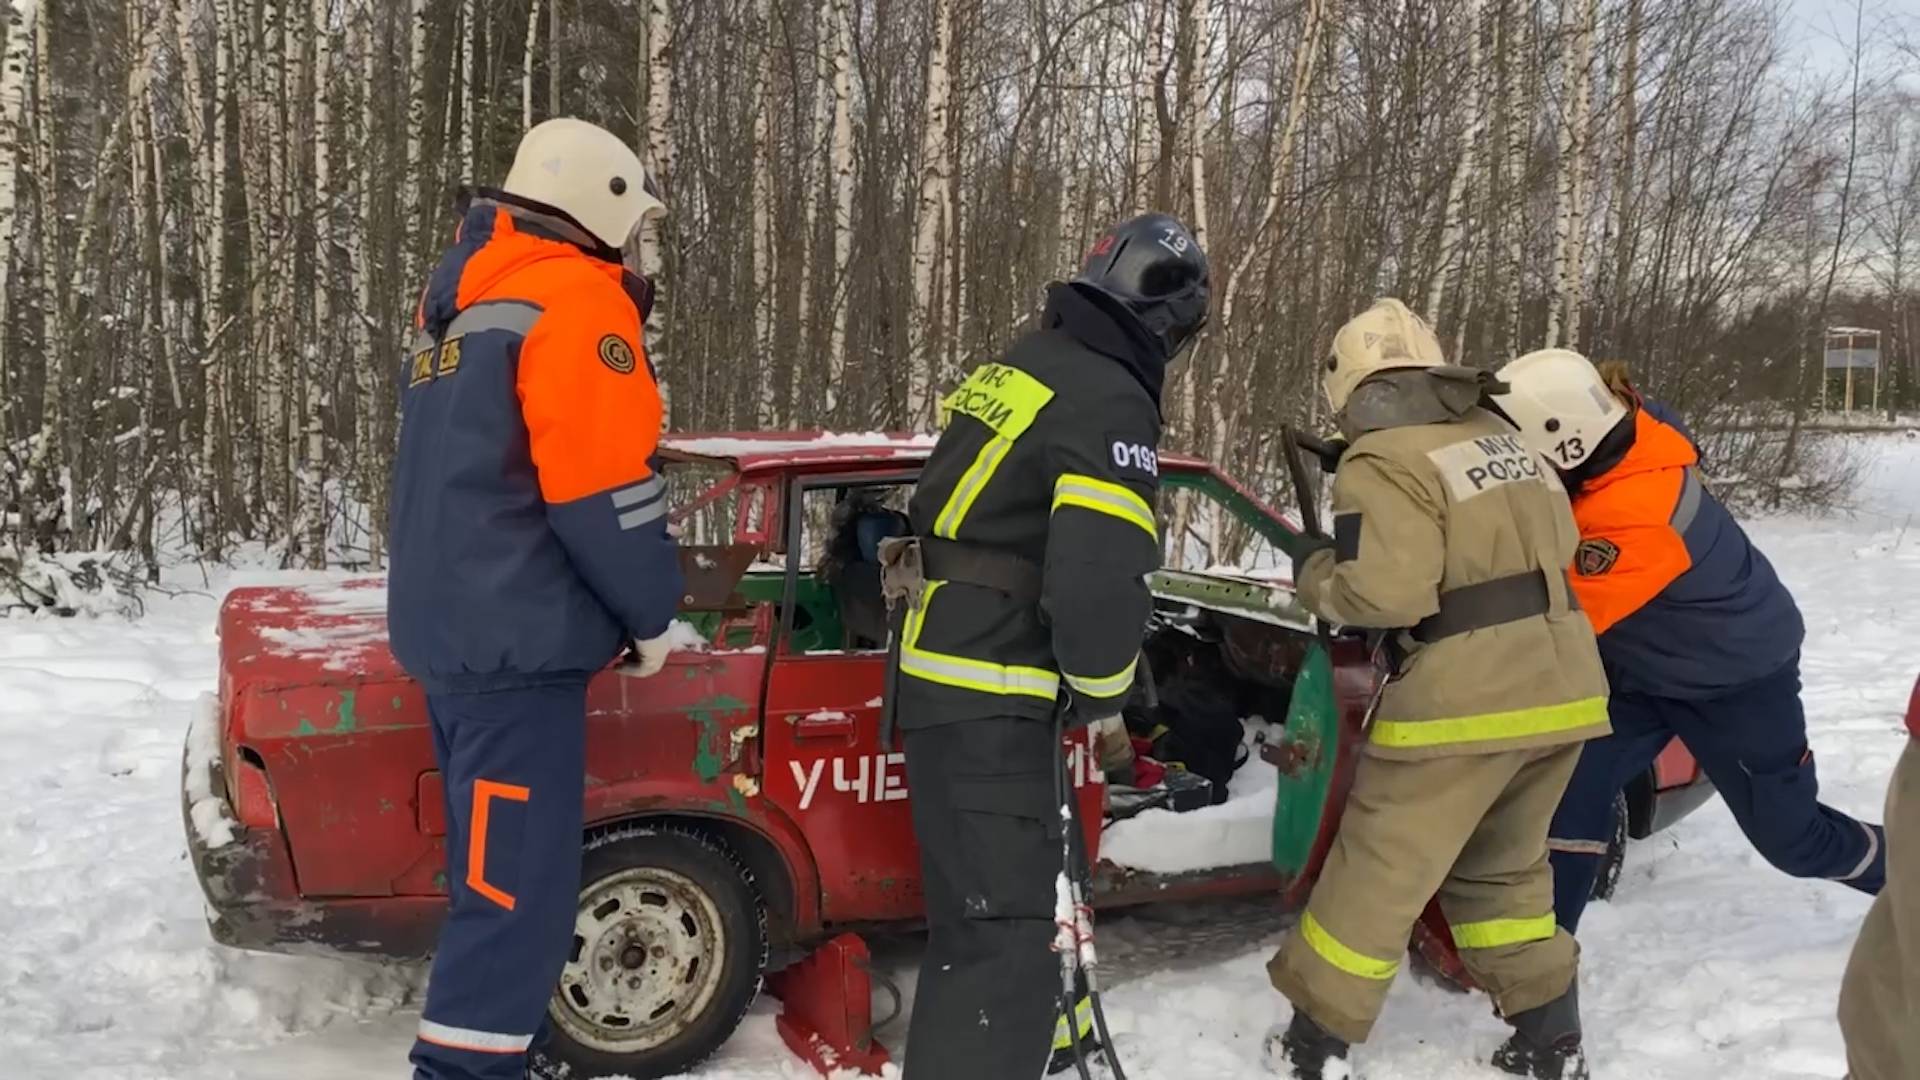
[181,700,444,958]
[1648,773,1718,836]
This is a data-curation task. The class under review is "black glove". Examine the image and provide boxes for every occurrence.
[1290,535,1336,581]
[1293,431,1349,474]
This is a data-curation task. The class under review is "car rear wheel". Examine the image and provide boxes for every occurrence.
[1590,791,1629,902]
[532,825,766,1080]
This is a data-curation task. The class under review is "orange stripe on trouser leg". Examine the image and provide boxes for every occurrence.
[469,779,531,911]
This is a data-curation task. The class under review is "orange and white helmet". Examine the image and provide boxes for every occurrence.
[1492,349,1632,470]
[503,118,665,251]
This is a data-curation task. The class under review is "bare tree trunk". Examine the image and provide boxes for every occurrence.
[1220,0,1324,334]
[825,0,852,415]
[795,0,831,414]
[29,0,66,542]
[0,0,35,426]
[1182,0,1210,253]
[127,0,156,548]
[1501,0,1534,354]
[404,0,428,278]
[751,0,777,425]
[522,0,540,128]
[1427,0,1487,324]
[907,0,954,428]
[1134,0,1166,214]
[548,0,559,117]
[203,0,235,552]
[304,0,333,567]
[351,0,381,565]
[1599,0,1641,351]
[638,0,672,285]
[1171,0,1209,450]
[457,0,473,184]
[1547,0,1596,348]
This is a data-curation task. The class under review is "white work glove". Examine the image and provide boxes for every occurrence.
[627,631,674,678]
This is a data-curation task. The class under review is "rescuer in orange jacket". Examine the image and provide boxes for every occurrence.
[387,119,682,1080]
[1494,350,1884,935]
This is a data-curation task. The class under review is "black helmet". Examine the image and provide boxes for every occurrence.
[1072,212,1211,360]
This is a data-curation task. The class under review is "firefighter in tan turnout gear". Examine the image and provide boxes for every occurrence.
[1268,300,1611,1080]
[887,213,1208,1080]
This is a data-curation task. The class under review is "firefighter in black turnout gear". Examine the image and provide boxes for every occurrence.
[890,213,1209,1079]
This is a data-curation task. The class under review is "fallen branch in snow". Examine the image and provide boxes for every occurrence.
[0,547,147,618]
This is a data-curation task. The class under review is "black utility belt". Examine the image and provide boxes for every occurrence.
[1411,569,1572,644]
[916,536,1044,602]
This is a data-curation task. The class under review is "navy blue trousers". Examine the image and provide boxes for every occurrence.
[411,680,587,1080]
[1549,658,1884,932]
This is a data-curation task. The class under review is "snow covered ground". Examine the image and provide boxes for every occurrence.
[3,433,1918,1080]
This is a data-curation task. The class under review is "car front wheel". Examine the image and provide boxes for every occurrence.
[533,825,767,1080]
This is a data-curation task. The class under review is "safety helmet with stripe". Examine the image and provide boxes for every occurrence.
[1491,348,1631,470]
[1073,212,1211,361]
[503,118,665,252]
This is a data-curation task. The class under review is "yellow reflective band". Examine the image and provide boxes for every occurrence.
[900,582,1061,700]
[1052,474,1157,540]
[1051,996,1095,1050]
[933,435,1012,539]
[1064,656,1138,701]
[1369,696,1609,751]
[1449,915,1558,950]
[1300,912,1399,981]
[939,362,1056,439]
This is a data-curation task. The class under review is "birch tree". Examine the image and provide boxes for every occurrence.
[751,0,777,425]
[1547,0,1598,348]
[1501,0,1536,353]
[456,0,474,185]
[907,0,954,428]
[29,0,65,537]
[522,0,539,128]
[403,0,428,277]
[1427,0,1488,324]
[638,0,672,280]
[824,0,853,411]
[0,0,36,420]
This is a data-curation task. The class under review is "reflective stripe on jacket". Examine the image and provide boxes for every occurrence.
[1296,406,1611,760]
[387,197,683,693]
[895,284,1164,728]
[1567,409,1803,698]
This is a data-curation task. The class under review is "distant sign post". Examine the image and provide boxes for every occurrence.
[1823,328,1883,416]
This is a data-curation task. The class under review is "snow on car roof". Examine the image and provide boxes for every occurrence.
[662,431,939,467]
[662,431,1209,471]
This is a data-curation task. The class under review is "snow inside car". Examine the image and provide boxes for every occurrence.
[182,432,1714,1078]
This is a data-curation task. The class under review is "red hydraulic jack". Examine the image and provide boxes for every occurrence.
[767,933,894,1077]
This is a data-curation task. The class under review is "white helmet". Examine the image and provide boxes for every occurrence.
[1492,349,1631,470]
[502,118,665,251]
[1324,298,1446,412]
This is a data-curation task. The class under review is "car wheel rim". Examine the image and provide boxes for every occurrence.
[550,865,729,1054]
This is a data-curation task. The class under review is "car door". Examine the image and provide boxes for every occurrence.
[758,471,926,924]
[1157,464,1376,907]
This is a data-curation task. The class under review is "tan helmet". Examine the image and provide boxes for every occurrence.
[502,118,665,251]
[1491,348,1631,470]
[1324,299,1446,412]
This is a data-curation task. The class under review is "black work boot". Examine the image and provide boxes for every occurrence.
[1493,983,1589,1080]
[1266,1009,1351,1079]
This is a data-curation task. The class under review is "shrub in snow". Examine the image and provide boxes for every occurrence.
[0,546,145,618]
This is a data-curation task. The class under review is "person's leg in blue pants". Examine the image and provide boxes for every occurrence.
[1662,659,1884,896]
[411,680,588,1080]
[1548,695,1676,931]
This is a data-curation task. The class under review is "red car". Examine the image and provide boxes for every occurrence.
[182,433,1712,1078]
